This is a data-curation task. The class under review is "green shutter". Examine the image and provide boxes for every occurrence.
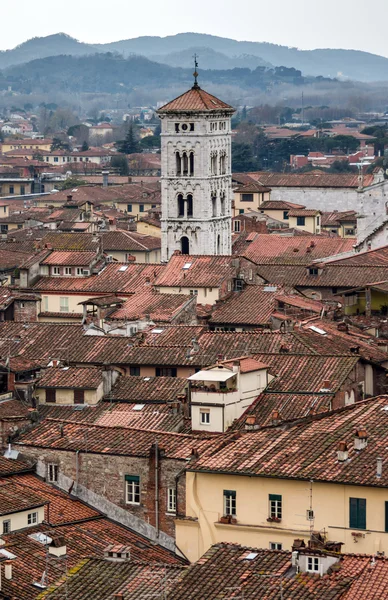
[269,494,282,501]
[349,498,366,529]
[125,475,140,483]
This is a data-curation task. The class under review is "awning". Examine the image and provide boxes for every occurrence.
[188,370,236,383]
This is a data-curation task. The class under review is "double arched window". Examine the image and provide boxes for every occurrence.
[177,194,193,218]
[175,151,194,176]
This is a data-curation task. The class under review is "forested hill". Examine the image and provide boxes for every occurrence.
[1,32,388,82]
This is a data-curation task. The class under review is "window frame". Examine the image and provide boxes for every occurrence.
[167,487,177,513]
[64,267,72,275]
[48,463,59,483]
[59,296,69,312]
[269,494,282,520]
[234,220,241,233]
[125,475,141,505]
[307,557,320,573]
[269,542,282,550]
[296,216,306,226]
[28,511,38,525]
[200,409,210,425]
[127,204,133,212]
[53,266,60,275]
[223,489,236,516]
[2,520,10,534]
[241,193,254,202]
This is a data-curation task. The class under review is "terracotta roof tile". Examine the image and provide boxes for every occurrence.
[109,375,187,402]
[101,230,161,252]
[37,366,104,389]
[108,290,193,322]
[209,285,282,326]
[242,170,375,188]
[157,86,234,113]
[41,251,97,266]
[0,480,47,515]
[154,255,236,288]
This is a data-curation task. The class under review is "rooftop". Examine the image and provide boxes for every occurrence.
[108,290,193,322]
[157,86,234,113]
[154,254,236,288]
[37,366,104,390]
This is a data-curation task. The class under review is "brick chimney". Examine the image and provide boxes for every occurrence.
[354,428,368,451]
[337,441,348,462]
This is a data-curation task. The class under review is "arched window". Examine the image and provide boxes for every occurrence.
[176,152,181,176]
[181,236,190,254]
[187,194,193,217]
[182,153,188,176]
[189,152,194,176]
[217,234,221,254]
[177,194,185,217]
[212,195,217,217]
[220,192,225,216]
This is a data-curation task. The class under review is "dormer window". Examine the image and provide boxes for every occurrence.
[309,267,319,276]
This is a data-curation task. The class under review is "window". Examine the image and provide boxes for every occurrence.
[239,209,244,214]
[234,279,244,292]
[43,296,49,312]
[20,185,25,195]
[76,267,83,276]
[53,267,60,275]
[269,542,282,550]
[283,211,289,220]
[125,475,140,504]
[212,195,217,217]
[385,501,388,533]
[60,297,69,312]
[139,204,145,212]
[200,409,210,425]
[127,204,132,212]
[130,367,140,376]
[46,388,56,404]
[48,464,59,483]
[28,512,38,525]
[345,228,355,235]
[309,268,319,276]
[74,389,85,405]
[189,289,198,296]
[234,220,241,233]
[187,194,193,217]
[54,157,59,163]
[349,498,366,530]
[241,194,253,202]
[316,216,320,225]
[296,216,306,226]
[9,186,14,194]
[156,367,177,377]
[223,490,236,516]
[307,557,320,573]
[177,194,184,217]
[167,487,176,513]
[64,267,72,275]
[269,494,282,519]
[2,520,10,534]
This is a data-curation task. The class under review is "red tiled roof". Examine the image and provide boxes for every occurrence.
[324,244,388,266]
[95,403,185,431]
[109,375,187,402]
[190,396,388,487]
[243,234,355,265]
[209,285,282,326]
[102,230,161,252]
[108,290,193,322]
[0,455,33,475]
[242,170,375,188]
[259,200,305,210]
[157,86,234,113]
[321,211,357,227]
[0,480,47,515]
[288,209,321,217]
[154,255,235,288]
[37,366,104,389]
[256,264,388,288]
[222,357,268,373]
[41,251,97,266]
[16,418,219,460]
[0,399,31,421]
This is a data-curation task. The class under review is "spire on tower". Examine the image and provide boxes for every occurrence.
[192,54,199,89]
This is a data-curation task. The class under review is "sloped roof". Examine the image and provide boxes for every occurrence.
[157,86,234,113]
[37,366,104,390]
[108,290,193,322]
[154,255,236,288]
[242,170,375,188]
[209,285,281,326]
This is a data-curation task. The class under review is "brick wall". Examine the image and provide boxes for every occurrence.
[13,300,38,322]
[16,444,186,538]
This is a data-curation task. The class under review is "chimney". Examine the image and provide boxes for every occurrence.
[66,194,72,202]
[321,379,331,391]
[217,354,224,363]
[377,457,383,479]
[232,360,240,373]
[337,441,348,462]
[354,428,368,451]
[271,409,281,425]
[59,424,64,438]
[192,338,199,353]
[4,560,12,580]
[102,170,109,188]
[191,448,199,459]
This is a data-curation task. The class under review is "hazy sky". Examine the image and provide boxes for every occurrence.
[2,0,387,57]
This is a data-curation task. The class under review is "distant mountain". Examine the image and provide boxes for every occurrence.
[1,32,388,82]
[0,33,99,69]
[149,46,272,70]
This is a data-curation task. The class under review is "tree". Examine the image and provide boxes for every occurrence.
[55,177,87,191]
[232,143,257,172]
[111,155,129,176]
[115,124,140,155]
[81,141,89,151]
[51,137,71,152]
[329,160,356,173]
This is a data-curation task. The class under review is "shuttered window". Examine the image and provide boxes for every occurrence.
[46,388,56,404]
[349,498,366,530]
[74,389,85,405]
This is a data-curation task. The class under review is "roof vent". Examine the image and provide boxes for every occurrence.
[354,428,368,451]
[337,322,348,332]
[337,441,348,462]
[293,247,299,252]
[104,545,130,562]
[271,409,281,424]
[310,241,316,248]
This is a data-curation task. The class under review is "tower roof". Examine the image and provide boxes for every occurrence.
[157,86,234,114]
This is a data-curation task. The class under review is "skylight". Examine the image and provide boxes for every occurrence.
[29,533,52,545]
[151,328,163,334]
[182,262,192,270]
[118,266,128,272]
[133,404,145,411]
[244,552,258,560]
[309,325,327,335]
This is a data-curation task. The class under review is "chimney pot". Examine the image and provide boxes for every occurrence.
[4,560,12,580]
[271,409,280,423]
[377,457,383,479]
[337,441,348,462]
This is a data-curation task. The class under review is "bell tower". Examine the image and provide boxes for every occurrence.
[157,61,235,261]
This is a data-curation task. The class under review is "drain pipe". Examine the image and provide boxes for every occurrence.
[155,441,159,538]
[75,450,80,494]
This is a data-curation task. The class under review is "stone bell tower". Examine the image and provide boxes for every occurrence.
[157,61,235,261]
